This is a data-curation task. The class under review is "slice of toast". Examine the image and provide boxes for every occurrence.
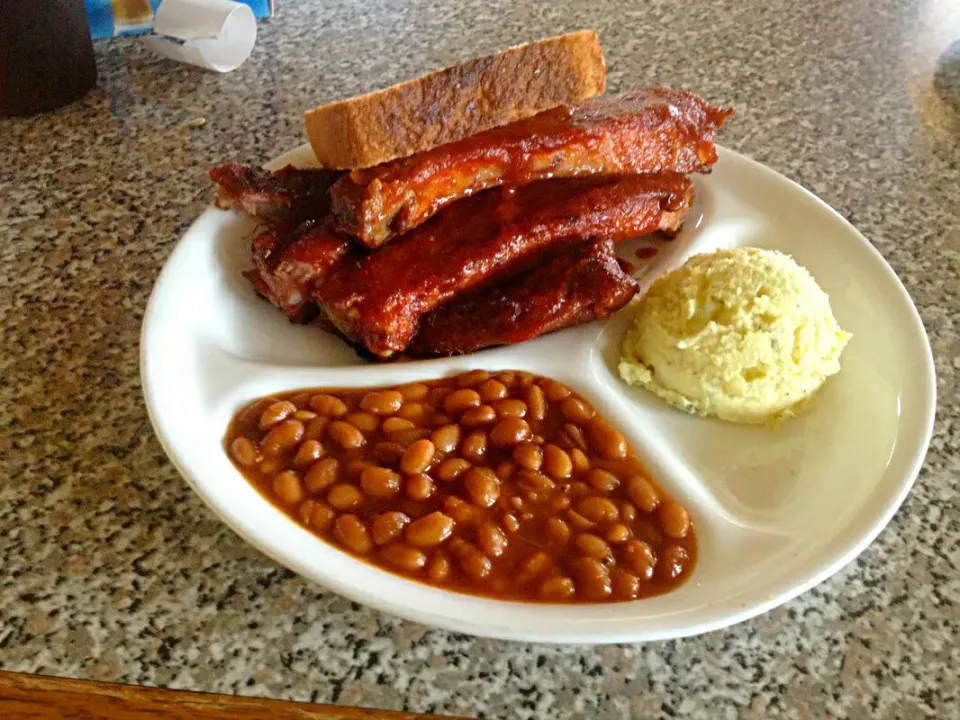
[304,30,606,169]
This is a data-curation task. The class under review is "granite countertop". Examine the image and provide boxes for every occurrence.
[2,0,958,717]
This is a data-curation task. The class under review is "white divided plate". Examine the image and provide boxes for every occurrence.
[141,145,935,643]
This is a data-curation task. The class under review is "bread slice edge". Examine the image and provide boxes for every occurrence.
[304,30,606,169]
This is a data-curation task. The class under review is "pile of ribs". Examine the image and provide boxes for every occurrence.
[210,87,732,360]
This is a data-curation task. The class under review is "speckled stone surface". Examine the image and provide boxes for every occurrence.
[2,1,958,717]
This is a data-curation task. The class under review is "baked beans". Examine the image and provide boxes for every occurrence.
[359,390,403,415]
[260,400,296,430]
[489,417,532,447]
[462,405,497,427]
[542,380,572,402]
[577,496,619,524]
[540,575,576,600]
[567,509,594,531]
[400,439,436,475]
[456,543,493,581]
[571,557,612,599]
[541,444,573,480]
[550,493,571,513]
[398,383,429,401]
[430,424,460,454]
[478,379,508,402]
[310,394,348,418]
[373,441,405,468]
[520,551,552,580]
[660,502,691,539]
[305,458,339,493]
[436,458,470,483]
[502,513,520,533]
[262,419,304,456]
[627,475,660,513]
[444,496,484,526]
[405,473,435,501]
[334,514,372,554]
[460,431,488,462]
[273,470,304,505]
[457,369,490,388]
[659,546,689,581]
[427,553,452,582]
[588,417,628,460]
[406,511,455,547]
[345,412,379,433]
[371,511,409,545]
[464,467,500,508]
[360,466,401,498]
[606,523,631,544]
[388,427,430,445]
[224,370,696,603]
[512,442,543,471]
[328,421,365,449]
[230,437,258,466]
[555,423,587,452]
[396,402,428,424]
[328,483,363,510]
[569,448,590,474]
[380,543,427,572]
[444,388,482,415]
[526,385,547,422]
[575,533,613,560]
[493,398,527,418]
[307,501,335,531]
[612,569,641,600]
[343,458,373,479]
[381,417,415,433]
[623,539,656,579]
[303,416,330,442]
[561,397,595,424]
[476,522,508,558]
[547,516,571,545]
[293,440,324,468]
[587,468,620,493]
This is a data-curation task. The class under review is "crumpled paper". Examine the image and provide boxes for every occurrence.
[144,0,257,73]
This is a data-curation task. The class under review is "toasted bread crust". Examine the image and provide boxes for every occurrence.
[304,30,606,169]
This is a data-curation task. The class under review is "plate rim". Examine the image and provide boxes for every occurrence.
[139,145,937,643]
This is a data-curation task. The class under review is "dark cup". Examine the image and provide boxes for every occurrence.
[0,0,98,117]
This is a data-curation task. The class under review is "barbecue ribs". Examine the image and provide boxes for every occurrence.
[210,163,341,227]
[211,163,357,325]
[317,172,693,358]
[331,87,730,247]
[408,237,638,357]
[246,218,358,324]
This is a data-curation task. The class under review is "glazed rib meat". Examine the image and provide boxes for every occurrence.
[246,218,358,324]
[331,87,730,247]
[210,163,342,227]
[408,237,638,358]
[317,172,693,358]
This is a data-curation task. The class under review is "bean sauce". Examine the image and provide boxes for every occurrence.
[223,370,697,603]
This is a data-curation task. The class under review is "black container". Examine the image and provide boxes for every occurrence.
[0,0,98,117]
